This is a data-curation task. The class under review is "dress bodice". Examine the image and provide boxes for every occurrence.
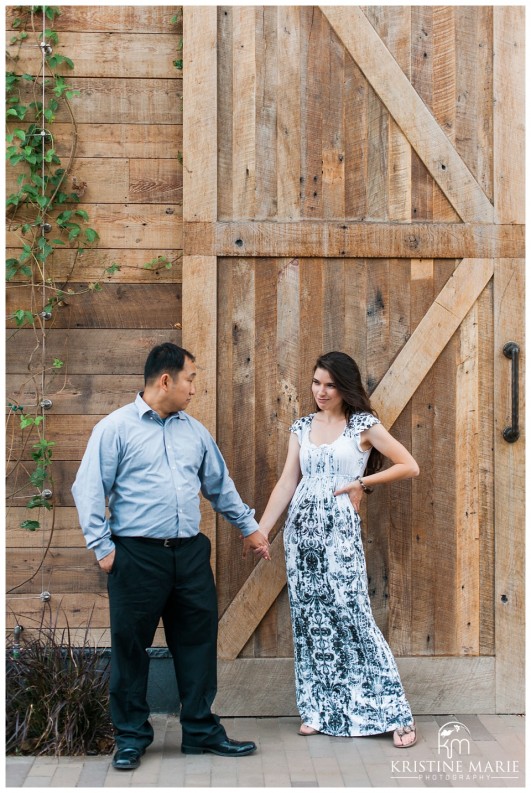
[290,412,380,484]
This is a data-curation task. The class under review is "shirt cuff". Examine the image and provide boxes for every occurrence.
[93,536,116,561]
[238,519,260,538]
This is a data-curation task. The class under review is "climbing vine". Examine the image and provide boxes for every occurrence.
[5,5,111,554]
[6,6,183,581]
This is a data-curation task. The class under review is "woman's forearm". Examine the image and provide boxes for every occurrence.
[258,478,299,535]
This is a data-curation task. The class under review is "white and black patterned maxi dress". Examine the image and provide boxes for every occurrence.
[284,412,413,737]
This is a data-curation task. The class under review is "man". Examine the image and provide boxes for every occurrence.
[72,343,270,771]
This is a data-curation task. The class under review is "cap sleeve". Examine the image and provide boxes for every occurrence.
[347,412,381,436]
[289,415,311,443]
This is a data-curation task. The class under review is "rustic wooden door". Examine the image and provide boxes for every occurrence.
[182,6,524,715]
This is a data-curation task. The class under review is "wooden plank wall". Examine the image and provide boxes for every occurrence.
[6,6,183,644]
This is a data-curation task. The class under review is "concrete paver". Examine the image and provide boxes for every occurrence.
[6,715,525,788]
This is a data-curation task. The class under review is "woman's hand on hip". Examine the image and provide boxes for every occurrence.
[334,481,363,512]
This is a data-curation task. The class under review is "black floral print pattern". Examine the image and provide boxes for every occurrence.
[284,412,414,737]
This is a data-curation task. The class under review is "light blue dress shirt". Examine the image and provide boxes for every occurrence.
[72,393,259,560]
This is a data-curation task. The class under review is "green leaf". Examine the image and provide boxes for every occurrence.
[20,244,32,262]
[13,309,35,328]
[26,495,53,510]
[84,228,99,243]
[68,225,81,241]
[22,186,39,200]
[75,209,89,221]
[47,54,74,69]
[56,210,73,224]
[105,263,121,275]
[20,414,36,429]
[52,358,64,369]
[29,466,47,488]
[20,520,41,531]
[6,259,20,281]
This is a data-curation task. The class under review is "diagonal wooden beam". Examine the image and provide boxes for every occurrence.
[371,259,494,426]
[218,258,495,659]
[319,6,494,223]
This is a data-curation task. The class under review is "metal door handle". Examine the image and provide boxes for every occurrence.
[503,342,520,443]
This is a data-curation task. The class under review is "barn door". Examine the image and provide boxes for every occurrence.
[182,6,524,715]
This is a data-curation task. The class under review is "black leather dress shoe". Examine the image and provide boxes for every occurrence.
[181,738,257,757]
[112,747,143,770]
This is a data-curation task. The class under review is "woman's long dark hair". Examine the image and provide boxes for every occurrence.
[313,351,383,475]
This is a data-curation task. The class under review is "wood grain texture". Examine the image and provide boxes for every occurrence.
[7,33,182,78]
[493,7,525,224]
[183,221,524,258]
[254,7,278,220]
[8,204,182,250]
[231,7,256,220]
[276,6,301,219]
[6,329,181,374]
[28,123,183,159]
[455,303,480,654]
[17,78,182,125]
[7,548,104,594]
[6,374,139,415]
[6,6,181,34]
[214,657,495,715]
[7,284,182,329]
[5,248,182,283]
[183,6,217,222]
[493,260,525,712]
[321,6,494,222]
[8,415,103,461]
[182,256,218,560]
[372,259,494,428]
[7,508,86,546]
[477,282,495,656]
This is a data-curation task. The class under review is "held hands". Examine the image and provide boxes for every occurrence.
[242,529,271,561]
[333,480,363,512]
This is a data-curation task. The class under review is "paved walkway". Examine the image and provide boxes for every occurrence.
[6,714,524,788]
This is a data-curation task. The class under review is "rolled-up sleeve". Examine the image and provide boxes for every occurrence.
[72,420,121,560]
[198,433,258,537]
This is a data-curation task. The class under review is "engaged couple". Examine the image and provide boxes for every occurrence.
[73,342,419,771]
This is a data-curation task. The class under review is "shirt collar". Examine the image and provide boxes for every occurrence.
[135,392,184,421]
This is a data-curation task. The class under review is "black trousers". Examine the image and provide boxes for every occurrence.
[107,533,227,751]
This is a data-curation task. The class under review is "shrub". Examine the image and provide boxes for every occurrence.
[6,621,114,756]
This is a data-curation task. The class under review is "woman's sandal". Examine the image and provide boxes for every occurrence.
[393,723,417,748]
[298,724,320,736]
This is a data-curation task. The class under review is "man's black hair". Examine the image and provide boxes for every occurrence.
[144,343,195,385]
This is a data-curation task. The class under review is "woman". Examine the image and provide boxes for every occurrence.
[258,351,419,746]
